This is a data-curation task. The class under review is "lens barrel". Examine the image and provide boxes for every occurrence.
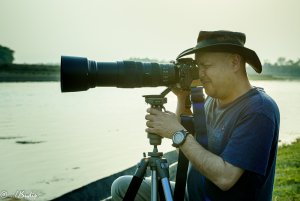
[61,56,178,92]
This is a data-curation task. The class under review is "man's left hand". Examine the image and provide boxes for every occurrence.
[145,108,185,139]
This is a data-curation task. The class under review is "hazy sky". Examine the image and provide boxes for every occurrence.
[0,0,299,64]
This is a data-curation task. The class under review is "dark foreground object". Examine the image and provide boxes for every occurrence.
[52,151,177,201]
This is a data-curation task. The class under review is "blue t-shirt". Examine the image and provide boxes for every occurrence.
[187,87,280,201]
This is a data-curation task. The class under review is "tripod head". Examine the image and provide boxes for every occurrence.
[143,87,172,147]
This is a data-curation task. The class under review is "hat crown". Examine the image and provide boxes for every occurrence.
[176,30,262,73]
[197,30,246,46]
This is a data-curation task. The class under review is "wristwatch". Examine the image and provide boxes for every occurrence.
[172,130,189,148]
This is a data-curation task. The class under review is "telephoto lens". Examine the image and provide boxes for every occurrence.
[60,56,178,92]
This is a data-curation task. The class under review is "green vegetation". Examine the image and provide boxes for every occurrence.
[0,45,14,65]
[247,57,300,80]
[273,139,300,201]
[0,45,59,81]
[128,57,168,63]
[0,63,59,81]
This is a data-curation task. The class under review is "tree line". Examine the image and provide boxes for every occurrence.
[0,45,14,65]
[0,45,299,80]
[247,57,300,78]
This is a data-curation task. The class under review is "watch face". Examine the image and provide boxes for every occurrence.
[174,132,185,144]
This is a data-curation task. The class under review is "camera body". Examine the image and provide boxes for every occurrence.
[60,56,199,92]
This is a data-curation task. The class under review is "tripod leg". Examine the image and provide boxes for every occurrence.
[151,169,158,201]
[158,182,166,201]
[156,159,173,201]
[161,178,173,201]
[123,158,148,201]
[151,165,168,201]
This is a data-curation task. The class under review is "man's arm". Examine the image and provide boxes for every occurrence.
[145,107,244,191]
[180,134,244,191]
[173,88,244,190]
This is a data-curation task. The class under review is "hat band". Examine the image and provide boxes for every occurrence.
[196,38,244,48]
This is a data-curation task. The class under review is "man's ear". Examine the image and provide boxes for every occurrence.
[231,54,243,72]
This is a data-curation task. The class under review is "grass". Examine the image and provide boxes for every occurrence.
[273,138,300,201]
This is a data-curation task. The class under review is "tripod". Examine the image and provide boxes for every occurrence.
[123,88,173,201]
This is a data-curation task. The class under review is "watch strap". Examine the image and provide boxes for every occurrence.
[172,130,189,148]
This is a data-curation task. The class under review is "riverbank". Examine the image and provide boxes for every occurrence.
[0,63,59,82]
[248,74,300,80]
[55,139,300,201]
[0,139,298,201]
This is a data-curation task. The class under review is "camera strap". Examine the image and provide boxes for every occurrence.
[174,87,207,201]
[190,87,208,149]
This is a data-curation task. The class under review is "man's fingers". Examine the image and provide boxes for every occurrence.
[165,110,174,115]
[145,128,155,133]
[146,108,162,115]
[146,121,154,128]
[145,114,154,120]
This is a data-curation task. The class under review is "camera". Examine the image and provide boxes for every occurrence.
[60,56,199,92]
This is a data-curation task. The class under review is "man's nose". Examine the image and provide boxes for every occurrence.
[198,67,206,77]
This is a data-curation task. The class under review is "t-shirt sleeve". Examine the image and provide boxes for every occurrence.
[220,113,275,176]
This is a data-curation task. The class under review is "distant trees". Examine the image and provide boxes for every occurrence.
[264,57,300,67]
[0,45,14,65]
[128,57,168,63]
[247,57,300,78]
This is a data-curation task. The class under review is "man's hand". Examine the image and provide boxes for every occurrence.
[145,108,185,139]
[172,85,190,99]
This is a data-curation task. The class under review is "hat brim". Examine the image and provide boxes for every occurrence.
[177,44,262,73]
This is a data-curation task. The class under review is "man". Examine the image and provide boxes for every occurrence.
[112,30,280,201]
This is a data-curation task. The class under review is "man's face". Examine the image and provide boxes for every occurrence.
[195,52,234,99]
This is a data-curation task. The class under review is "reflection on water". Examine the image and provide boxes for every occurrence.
[0,81,299,200]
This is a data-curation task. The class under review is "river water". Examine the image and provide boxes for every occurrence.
[0,81,299,200]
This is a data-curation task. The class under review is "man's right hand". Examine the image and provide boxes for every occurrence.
[172,85,190,100]
[172,85,192,118]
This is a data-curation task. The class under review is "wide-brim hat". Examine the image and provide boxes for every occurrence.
[177,30,262,73]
